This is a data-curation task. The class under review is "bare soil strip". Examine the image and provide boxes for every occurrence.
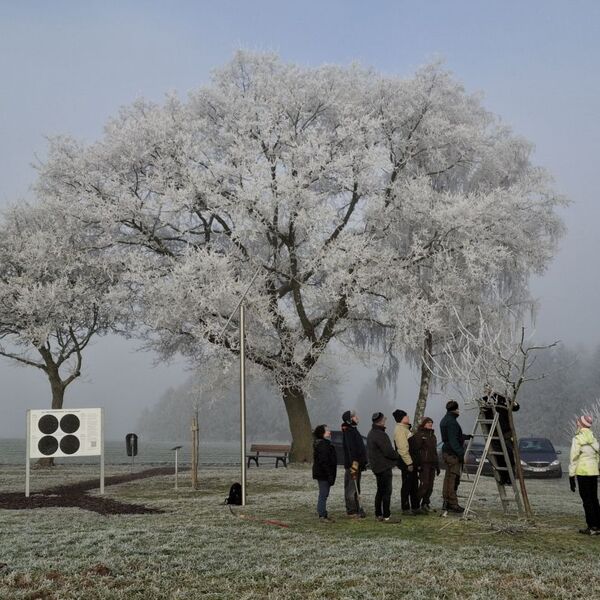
[0,467,176,514]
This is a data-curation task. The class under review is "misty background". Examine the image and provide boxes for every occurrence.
[1,1,599,443]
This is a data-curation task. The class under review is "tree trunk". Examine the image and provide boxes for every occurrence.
[37,366,66,467]
[49,371,66,410]
[508,404,533,520]
[413,331,433,426]
[282,386,313,463]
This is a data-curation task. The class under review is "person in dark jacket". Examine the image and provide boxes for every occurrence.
[410,416,440,511]
[341,410,368,517]
[481,384,520,485]
[440,400,466,513]
[312,424,338,522]
[367,412,402,522]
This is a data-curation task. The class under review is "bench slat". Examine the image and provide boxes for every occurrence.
[249,444,291,453]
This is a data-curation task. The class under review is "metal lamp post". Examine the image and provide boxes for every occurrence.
[239,303,247,505]
[220,267,261,507]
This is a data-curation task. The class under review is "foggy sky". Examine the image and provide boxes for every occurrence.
[1,1,599,439]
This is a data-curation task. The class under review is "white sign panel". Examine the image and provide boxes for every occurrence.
[28,408,102,458]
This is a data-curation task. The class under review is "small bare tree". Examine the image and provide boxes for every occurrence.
[0,204,125,465]
[434,310,558,518]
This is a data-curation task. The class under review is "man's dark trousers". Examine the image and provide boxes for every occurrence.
[401,468,419,510]
[374,469,393,518]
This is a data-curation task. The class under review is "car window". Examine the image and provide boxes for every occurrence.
[519,438,554,452]
[330,431,342,443]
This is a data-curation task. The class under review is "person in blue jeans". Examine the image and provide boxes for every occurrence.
[312,424,338,522]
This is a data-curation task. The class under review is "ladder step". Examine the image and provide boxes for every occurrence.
[472,434,500,439]
[477,419,496,424]
[487,451,506,456]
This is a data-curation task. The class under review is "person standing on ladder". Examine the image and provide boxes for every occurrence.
[481,384,520,485]
[440,400,467,513]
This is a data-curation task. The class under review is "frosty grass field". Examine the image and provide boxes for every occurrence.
[2,454,600,600]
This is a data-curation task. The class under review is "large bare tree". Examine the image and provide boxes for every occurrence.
[37,53,563,460]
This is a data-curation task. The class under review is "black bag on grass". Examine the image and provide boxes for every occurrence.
[225,482,242,505]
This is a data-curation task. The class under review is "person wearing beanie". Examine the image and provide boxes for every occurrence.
[366,413,402,522]
[569,415,600,534]
[481,384,520,485]
[439,400,466,513]
[312,424,338,523]
[341,410,367,518]
[393,409,420,515]
[410,417,440,512]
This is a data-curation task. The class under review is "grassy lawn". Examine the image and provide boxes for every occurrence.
[1,464,599,599]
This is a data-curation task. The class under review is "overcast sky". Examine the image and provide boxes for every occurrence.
[1,1,599,440]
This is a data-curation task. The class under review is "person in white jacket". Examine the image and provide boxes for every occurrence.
[569,414,600,535]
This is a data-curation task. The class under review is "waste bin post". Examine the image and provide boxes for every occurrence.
[171,445,183,490]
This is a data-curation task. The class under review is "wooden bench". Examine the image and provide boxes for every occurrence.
[246,444,291,468]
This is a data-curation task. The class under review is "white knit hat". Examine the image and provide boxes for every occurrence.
[577,415,593,428]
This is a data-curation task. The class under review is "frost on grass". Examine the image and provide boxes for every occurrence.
[0,465,598,599]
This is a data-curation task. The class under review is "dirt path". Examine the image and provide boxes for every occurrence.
[0,467,178,515]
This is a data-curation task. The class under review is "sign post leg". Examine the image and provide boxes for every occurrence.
[100,409,105,495]
[25,409,30,498]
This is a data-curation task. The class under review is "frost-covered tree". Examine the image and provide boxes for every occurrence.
[37,52,563,461]
[0,204,125,414]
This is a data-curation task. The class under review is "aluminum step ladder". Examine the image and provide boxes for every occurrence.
[460,404,525,519]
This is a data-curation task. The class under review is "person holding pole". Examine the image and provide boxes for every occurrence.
[341,410,367,518]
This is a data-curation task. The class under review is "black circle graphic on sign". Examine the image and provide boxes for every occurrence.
[38,436,59,456]
[60,414,80,434]
[38,414,59,434]
[60,435,80,455]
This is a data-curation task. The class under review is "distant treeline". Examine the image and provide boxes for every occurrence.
[138,371,342,443]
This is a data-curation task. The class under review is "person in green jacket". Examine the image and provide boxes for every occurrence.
[569,414,600,535]
[440,400,467,513]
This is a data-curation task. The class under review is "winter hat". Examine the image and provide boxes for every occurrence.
[371,412,385,423]
[577,415,593,429]
[446,400,459,412]
[313,424,327,439]
[392,409,407,423]
[342,410,356,425]
[420,417,434,428]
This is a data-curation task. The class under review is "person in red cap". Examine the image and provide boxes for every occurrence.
[569,414,600,535]
[410,416,440,512]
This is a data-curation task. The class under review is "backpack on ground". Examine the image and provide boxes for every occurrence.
[225,482,242,505]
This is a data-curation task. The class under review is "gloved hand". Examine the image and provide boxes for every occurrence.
[407,464,414,473]
[436,466,441,476]
[350,461,359,480]
[570,476,576,493]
